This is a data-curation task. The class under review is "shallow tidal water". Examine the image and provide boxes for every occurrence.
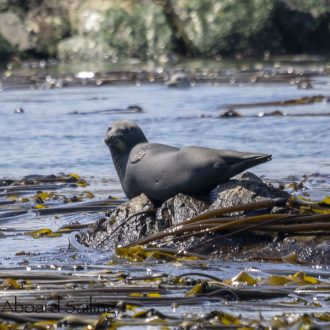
[0,65,330,323]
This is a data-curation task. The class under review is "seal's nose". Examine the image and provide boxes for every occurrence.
[104,134,110,145]
[104,134,115,145]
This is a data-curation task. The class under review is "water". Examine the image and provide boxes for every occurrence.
[1,78,330,260]
[0,71,330,323]
[1,82,329,180]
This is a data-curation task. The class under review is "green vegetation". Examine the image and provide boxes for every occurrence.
[0,34,15,62]
[1,0,330,63]
[101,3,172,60]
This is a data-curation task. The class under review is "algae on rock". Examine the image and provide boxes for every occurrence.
[174,0,281,56]
[0,34,15,61]
[2,0,330,62]
[100,3,173,60]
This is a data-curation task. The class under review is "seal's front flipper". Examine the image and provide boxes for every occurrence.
[130,144,149,164]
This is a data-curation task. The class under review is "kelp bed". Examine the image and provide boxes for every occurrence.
[0,265,330,329]
[0,174,125,269]
[1,174,330,329]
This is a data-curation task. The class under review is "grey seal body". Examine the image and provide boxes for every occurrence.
[166,72,191,88]
[105,120,271,203]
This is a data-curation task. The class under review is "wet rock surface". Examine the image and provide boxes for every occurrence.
[155,193,209,231]
[0,12,32,51]
[77,172,307,260]
[236,236,330,265]
[78,194,156,250]
[210,172,290,216]
[25,3,71,56]
[79,174,278,252]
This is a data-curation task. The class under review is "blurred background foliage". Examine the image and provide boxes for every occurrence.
[0,0,330,64]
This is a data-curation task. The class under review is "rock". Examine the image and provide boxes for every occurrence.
[78,193,209,249]
[59,1,173,62]
[0,0,8,11]
[273,1,330,53]
[78,172,289,253]
[127,105,143,113]
[185,231,273,256]
[108,193,154,225]
[14,107,24,114]
[25,4,71,56]
[57,36,115,62]
[280,0,330,17]
[0,33,15,61]
[100,3,172,61]
[173,0,280,56]
[173,0,330,56]
[220,110,241,118]
[78,194,156,250]
[210,172,290,215]
[66,0,114,36]
[0,12,32,51]
[154,174,284,254]
[74,172,329,264]
[237,236,330,264]
[156,194,209,230]
[2,0,330,60]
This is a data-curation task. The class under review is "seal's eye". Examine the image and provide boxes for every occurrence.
[107,126,112,132]
[123,128,129,134]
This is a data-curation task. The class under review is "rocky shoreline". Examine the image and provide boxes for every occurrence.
[1,0,330,63]
[75,172,330,264]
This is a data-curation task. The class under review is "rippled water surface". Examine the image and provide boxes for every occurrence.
[1,77,330,258]
[1,80,330,180]
[1,67,330,324]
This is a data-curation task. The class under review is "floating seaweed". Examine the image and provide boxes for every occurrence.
[0,173,125,253]
[219,109,330,118]
[123,196,330,250]
[222,95,328,111]
[0,173,330,328]
[68,105,143,116]
[0,265,328,329]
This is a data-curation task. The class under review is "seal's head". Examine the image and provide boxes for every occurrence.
[167,72,191,88]
[104,120,148,154]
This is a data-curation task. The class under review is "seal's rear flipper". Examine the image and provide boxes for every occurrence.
[226,154,272,178]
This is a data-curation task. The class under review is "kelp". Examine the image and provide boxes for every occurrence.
[35,204,116,216]
[68,105,143,116]
[223,95,328,110]
[290,195,330,215]
[219,109,330,118]
[0,278,22,290]
[96,210,156,248]
[115,245,201,262]
[216,95,330,119]
[125,196,330,247]
[0,173,126,246]
[0,173,329,328]
[0,265,327,329]
[26,228,62,239]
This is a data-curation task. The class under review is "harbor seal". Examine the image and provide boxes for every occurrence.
[166,72,191,88]
[104,120,272,203]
